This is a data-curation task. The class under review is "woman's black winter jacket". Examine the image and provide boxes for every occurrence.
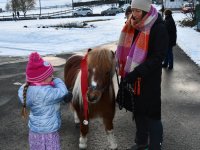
[127,14,169,120]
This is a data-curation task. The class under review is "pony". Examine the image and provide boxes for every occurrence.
[64,48,117,149]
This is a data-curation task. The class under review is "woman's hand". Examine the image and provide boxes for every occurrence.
[124,70,138,84]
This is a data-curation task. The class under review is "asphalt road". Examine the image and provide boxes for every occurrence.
[0,44,200,150]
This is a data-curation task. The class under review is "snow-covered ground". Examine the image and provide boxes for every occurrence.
[0,3,199,67]
[173,13,200,67]
[0,14,124,56]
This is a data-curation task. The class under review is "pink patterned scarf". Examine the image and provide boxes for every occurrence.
[116,6,158,77]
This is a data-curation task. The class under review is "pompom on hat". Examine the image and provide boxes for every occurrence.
[131,0,152,12]
[26,52,54,83]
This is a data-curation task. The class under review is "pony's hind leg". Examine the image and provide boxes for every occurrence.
[103,117,118,150]
[74,111,80,127]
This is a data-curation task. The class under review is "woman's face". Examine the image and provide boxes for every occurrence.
[131,8,143,26]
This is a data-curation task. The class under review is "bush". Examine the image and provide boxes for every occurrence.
[50,22,88,28]
[49,22,96,29]
[178,18,196,27]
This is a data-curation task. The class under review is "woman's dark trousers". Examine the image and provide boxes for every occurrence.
[134,115,163,150]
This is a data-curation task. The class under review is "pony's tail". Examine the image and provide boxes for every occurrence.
[21,83,29,119]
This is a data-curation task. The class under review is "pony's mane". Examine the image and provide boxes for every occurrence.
[87,48,115,73]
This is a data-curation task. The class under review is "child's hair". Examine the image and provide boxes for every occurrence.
[21,83,29,119]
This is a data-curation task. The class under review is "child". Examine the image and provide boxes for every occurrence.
[18,52,71,150]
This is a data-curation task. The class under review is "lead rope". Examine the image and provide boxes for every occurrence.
[115,69,123,110]
[128,84,135,120]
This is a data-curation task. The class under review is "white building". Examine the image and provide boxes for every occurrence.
[163,0,198,9]
[163,0,184,9]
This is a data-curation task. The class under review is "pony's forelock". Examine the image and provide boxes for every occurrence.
[87,48,115,75]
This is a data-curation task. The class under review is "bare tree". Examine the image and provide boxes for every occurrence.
[6,0,35,17]
[5,2,11,11]
[18,0,36,17]
[8,0,20,16]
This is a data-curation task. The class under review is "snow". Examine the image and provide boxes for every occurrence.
[173,12,200,67]
[0,3,199,67]
[0,0,109,9]
[0,14,123,56]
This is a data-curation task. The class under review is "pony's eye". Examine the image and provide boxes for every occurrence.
[88,69,92,73]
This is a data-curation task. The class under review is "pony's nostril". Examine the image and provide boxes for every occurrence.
[91,96,96,101]
[89,94,97,101]
[87,90,102,103]
[87,93,98,102]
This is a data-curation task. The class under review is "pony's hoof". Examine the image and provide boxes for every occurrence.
[110,146,118,150]
[79,143,87,149]
[79,136,87,149]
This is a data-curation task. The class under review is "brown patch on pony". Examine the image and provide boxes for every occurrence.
[64,55,83,90]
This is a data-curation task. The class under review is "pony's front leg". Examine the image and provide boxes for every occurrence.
[74,110,88,149]
[74,111,80,126]
[79,123,88,149]
[103,118,118,150]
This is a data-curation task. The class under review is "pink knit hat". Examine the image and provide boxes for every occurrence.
[26,52,54,83]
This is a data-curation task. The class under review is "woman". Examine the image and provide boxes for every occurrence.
[116,0,169,149]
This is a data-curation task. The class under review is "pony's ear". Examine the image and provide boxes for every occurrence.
[88,48,92,52]
[111,50,115,58]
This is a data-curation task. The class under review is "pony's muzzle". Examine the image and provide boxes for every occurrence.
[87,89,102,103]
